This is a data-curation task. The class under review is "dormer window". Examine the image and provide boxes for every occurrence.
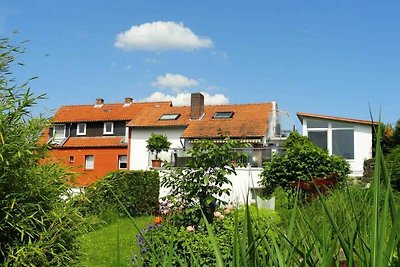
[213,112,234,119]
[77,123,86,136]
[53,124,66,140]
[159,114,181,120]
[103,122,114,135]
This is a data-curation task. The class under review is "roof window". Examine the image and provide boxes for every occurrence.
[159,114,181,120]
[213,112,234,119]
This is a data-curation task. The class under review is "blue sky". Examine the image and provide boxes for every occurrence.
[1,1,399,128]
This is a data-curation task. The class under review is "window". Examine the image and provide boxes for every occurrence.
[103,122,114,135]
[306,119,354,160]
[53,124,66,139]
[69,156,75,163]
[332,129,354,159]
[85,155,94,170]
[159,114,181,120]
[308,131,328,151]
[213,112,234,119]
[77,123,86,135]
[118,155,127,169]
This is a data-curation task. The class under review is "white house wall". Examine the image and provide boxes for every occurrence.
[351,124,372,177]
[129,127,185,170]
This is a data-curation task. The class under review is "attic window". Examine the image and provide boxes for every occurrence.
[159,114,181,120]
[213,112,234,119]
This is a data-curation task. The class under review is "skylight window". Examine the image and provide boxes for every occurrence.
[213,112,234,119]
[159,114,181,120]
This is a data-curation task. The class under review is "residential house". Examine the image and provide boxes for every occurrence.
[128,93,293,203]
[46,98,171,186]
[297,112,376,177]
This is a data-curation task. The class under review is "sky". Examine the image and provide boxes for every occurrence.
[1,1,399,129]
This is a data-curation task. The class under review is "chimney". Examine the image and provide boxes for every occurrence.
[95,98,104,107]
[124,97,133,106]
[190,93,204,120]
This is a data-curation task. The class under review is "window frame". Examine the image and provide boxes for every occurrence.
[84,155,94,170]
[103,122,114,135]
[118,155,128,170]
[213,111,234,119]
[76,123,87,136]
[53,124,66,139]
[159,114,181,121]
[69,156,75,163]
[305,119,355,160]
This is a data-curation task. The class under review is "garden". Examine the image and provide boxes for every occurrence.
[2,37,400,266]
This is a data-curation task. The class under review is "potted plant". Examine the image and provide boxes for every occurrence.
[146,133,171,168]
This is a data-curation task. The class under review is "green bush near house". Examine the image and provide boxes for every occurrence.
[260,131,350,196]
[75,170,160,217]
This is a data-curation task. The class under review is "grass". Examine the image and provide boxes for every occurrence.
[79,215,153,267]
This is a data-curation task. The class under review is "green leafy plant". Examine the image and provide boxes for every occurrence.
[386,146,400,191]
[146,133,171,160]
[260,131,350,196]
[0,37,84,266]
[75,170,160,217]
[161,138,246,225]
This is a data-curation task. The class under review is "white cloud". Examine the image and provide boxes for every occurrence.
[114,21,213,51]
[152,73,199,93]
[141,92,229,106]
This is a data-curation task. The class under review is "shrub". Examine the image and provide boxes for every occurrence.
[135,205,280,266]
[76,170,160,217]
[0,38,84,266]
[260,131,350,196]
[386,146,400,190]
[161,138,247,225]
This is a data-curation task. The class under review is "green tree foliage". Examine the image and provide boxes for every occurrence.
[146,133,171,159]
[386,146,400,191]
[0,38,83,266]
[161,138,245,225]
[260,131,350,195]
[392,119,400,147]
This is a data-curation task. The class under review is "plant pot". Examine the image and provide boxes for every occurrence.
[151,159,162,168]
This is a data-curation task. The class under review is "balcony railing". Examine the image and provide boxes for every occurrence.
[155,147,286,168]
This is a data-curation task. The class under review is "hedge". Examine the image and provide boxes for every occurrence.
[76,170,160,217]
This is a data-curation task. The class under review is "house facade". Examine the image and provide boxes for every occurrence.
[128,93,292,203]
[46,98,171,186]
[297,112,375,177]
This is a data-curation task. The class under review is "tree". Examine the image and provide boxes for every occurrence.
[146,133,171,160]
[161,138,245,225]
[260,131,350,196]
[0,37,83,266]
[392,119,400,147]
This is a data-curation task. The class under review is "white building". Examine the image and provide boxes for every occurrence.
[297,112,376,177]
[127,93,292,203]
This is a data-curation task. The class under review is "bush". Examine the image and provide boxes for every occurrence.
[0,38,84,266]
[76,170,160,217]
[260,131,350,196]
[136,205,280,266]
[386,146,400,190]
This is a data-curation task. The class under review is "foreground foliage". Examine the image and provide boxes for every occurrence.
[0,38,84,266]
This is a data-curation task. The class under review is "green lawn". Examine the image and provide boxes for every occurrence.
[79,215,154,267]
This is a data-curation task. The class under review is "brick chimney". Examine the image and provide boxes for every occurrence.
[95,98,104,107]
[124,97,133,106]
[190,93,204,120]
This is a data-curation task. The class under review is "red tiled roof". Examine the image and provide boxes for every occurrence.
[57,137,127,148]
[128,103,273,139]
[296,112,377,126]
[183,104,272,138]
[52,101,172,123]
